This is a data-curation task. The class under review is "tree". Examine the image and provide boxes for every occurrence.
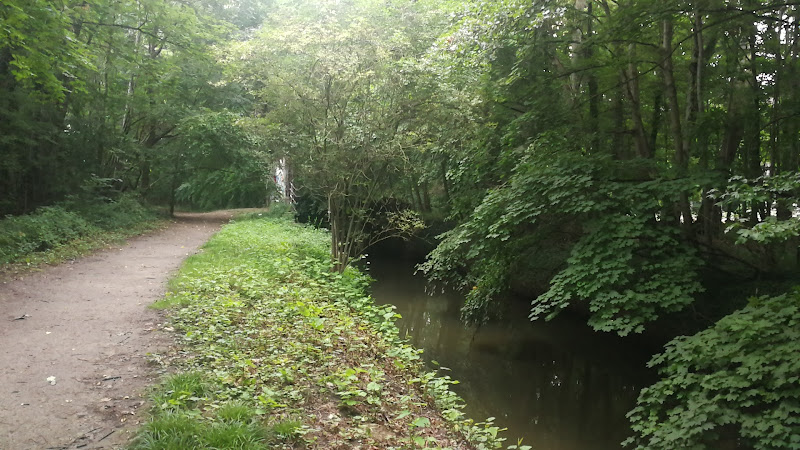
[0,0,269,215]
[227,0,432,271]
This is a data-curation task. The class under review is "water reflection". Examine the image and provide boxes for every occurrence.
[368,257,654,450]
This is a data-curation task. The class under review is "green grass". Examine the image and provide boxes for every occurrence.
[135,215,507,449]
[131,373,283,450]
[150,372,213,412]
[217,402,257,423]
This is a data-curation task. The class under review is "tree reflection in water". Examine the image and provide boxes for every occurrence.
[368,256,655,450]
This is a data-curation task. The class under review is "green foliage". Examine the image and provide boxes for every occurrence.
[151,372,213,412]
[131,413,204,450]
[201,422,270,449]
[66,192,157,231]
[227,0,441,270]
[421,138,704,334]
[216,402,256,424]
[1,0,267,216]
[625,290,800,449]
[0,0,90,103]
[132,373,280,449]
[733,217,800,245]
[0,195,157,265]
[536,215,704,336]
[167,112,273,211]
[131,410,272,450]
[0,207,95,263]
[713,172,800,244]
[137,216,505,448]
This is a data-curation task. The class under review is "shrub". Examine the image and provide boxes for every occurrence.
[625,290,800,449]
[0,194,157,265]
[64,192,156,230]
[0,206,96,263]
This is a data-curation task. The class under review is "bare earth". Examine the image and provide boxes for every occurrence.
[0,211,236,449]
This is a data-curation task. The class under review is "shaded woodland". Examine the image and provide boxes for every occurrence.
[2,0,800,447]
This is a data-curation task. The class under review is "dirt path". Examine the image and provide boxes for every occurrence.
[0,211,237,449]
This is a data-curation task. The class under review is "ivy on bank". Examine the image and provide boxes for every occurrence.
[136,214,508,449]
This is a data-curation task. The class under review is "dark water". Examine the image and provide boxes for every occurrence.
[367,257,655,450]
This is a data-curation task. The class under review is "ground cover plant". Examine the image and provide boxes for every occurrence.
[138,213,509,449]
[0,194,162,269]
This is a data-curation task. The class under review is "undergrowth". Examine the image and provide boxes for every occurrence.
[138,214,509,449]
[0,194,162,269]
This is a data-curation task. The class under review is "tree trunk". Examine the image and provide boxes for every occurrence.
[661,19,693,232]
[328,195,346,273]
[421,181,432,212]
[622,45,651,159]
[412,181,424,212]
[585,0,600,154]
[441,157,451,206]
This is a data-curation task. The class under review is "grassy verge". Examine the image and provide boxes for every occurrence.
[0,195,165,276]
[137,214,509,449]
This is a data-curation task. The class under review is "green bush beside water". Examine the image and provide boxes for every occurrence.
[0,194,159,265]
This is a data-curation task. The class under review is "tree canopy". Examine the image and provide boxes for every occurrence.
[3,0,800,446]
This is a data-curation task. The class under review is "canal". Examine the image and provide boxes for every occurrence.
[367,255,656,450]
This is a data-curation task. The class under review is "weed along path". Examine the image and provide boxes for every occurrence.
[0,211,236,449]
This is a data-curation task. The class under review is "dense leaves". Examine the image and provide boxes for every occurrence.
[0,0,270,216]
[0,193,158,264]
[226,0,435,270]
[421,138,705,334]
[167,112,271,212]
[5,0,800,447]
[144,215,506,449]
[625,291,800,449]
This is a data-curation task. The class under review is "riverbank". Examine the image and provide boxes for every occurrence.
[367,255,655,450]
[134,213,508,449]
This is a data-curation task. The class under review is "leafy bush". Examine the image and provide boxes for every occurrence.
[0,194,157,264]
[420,139,704,334]
[66,192,156,230]
[625,290,800,449]
[0,206,96,263]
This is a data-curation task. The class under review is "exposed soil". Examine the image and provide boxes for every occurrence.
[0,211,238,449]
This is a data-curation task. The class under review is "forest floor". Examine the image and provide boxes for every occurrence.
[0,211,241,449]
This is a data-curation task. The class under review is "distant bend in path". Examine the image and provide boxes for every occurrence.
[0,211,239,449]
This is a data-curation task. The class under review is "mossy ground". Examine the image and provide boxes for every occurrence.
[136,213,507,449]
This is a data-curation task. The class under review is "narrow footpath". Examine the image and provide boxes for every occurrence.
[0,211,234,449]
